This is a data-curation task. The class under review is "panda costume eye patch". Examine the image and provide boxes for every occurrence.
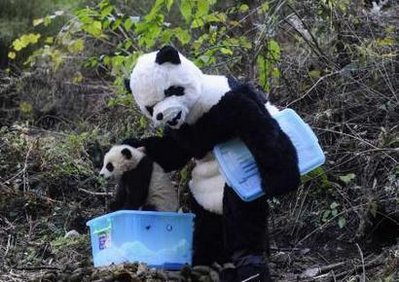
[106,162,114,172]
[164,86,185,97]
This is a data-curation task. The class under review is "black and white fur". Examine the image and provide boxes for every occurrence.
[125,46,301,281]
[100,144,178,212]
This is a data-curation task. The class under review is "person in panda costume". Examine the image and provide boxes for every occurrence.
[124,46,301,282]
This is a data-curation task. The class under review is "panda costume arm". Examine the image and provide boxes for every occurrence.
[223,86,301,197]
[122,134,192,172]
[165,85,300,197]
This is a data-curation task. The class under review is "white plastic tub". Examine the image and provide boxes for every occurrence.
[86,210,195,269]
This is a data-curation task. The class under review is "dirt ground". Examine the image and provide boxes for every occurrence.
[0,163,397,282]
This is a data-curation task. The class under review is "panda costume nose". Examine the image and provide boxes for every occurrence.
[156,113,163,120]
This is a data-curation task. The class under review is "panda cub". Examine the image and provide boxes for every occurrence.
[99,144,178,212]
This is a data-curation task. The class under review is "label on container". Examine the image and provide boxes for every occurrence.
[98,229,111,250]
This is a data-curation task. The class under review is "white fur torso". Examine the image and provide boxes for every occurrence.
[189,153,225,215]
[187,82,280,215]
[186,75,229,215]
[146,162,178,212]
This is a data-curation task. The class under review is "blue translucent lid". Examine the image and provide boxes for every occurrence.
[213,108,325,201]
[86,210,195,227]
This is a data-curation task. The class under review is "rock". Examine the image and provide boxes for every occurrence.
[209,268,220,282]
[192,265,212,274]
[155,270,168,280]
[56,273,68,281]
[101,274,114,282]
[64,230,80,238]
[136,263,148,276]
[42,272,57,281]
[167,271,185,280]
[301,267,320,278]
[69,272,84,282]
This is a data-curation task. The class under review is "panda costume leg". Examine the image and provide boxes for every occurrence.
[191,196,226,266]
[223,185,271,281]
[188,153,228,266]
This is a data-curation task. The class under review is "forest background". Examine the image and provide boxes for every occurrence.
[0,0,398,281]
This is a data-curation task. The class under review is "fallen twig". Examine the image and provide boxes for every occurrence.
[78,187,112,196]
[4,234,12,257]
[335,254,384,280]
[300,261,346,278]
[314,127,399,164]
[356,243,366,282]
[14,266,61,271]
[287,71,341,107]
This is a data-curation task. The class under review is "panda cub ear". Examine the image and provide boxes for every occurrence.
[121,148,132,159]
[155,45,181,65]
[124,78,131,93]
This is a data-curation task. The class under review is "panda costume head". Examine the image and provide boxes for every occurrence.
[129,46,231,129]
[100,144,178,212]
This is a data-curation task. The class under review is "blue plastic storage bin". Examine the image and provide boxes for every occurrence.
[86,210,195,269]
[213,109,325,201]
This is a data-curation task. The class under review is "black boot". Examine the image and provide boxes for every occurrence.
[220,262,237,282]
[234,255,272,282]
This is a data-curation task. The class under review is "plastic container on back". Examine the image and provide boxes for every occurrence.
[86,210,195,269]
[213,108,325,201]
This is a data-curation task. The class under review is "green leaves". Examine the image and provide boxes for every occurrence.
[180,0,192,23]
[8,0,272,103]
[165,0,174,11]
[220,47,233,55]
[196,1,209,17]
[12,33,41,51]
[337,217,346,229]
[32,10,64,27]
[33,18,44,27]
[256,39,281,91]
[268,39,281,60]
[146,0,164,21]
[124,18,134,31]
[173,27,191,45]
[321,201,347,229]
[8,51,16,59]
[339,173,356,184]
[84,21,103,38]
[239,4,249,12]
[67,39,84,53]
[9,33,41,60]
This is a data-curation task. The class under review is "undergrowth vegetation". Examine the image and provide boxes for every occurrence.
[0,0,398,281]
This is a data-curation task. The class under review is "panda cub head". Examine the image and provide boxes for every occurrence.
[128,46,204,129]
[99,145,145,179]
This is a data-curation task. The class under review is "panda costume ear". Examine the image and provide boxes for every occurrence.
[121,148,132,159]
[155,46,181,65]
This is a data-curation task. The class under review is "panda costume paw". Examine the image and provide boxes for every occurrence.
[124,45,301,280]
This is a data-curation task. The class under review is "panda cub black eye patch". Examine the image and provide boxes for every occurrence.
[106,162,114,172]
[164,86,185,97]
